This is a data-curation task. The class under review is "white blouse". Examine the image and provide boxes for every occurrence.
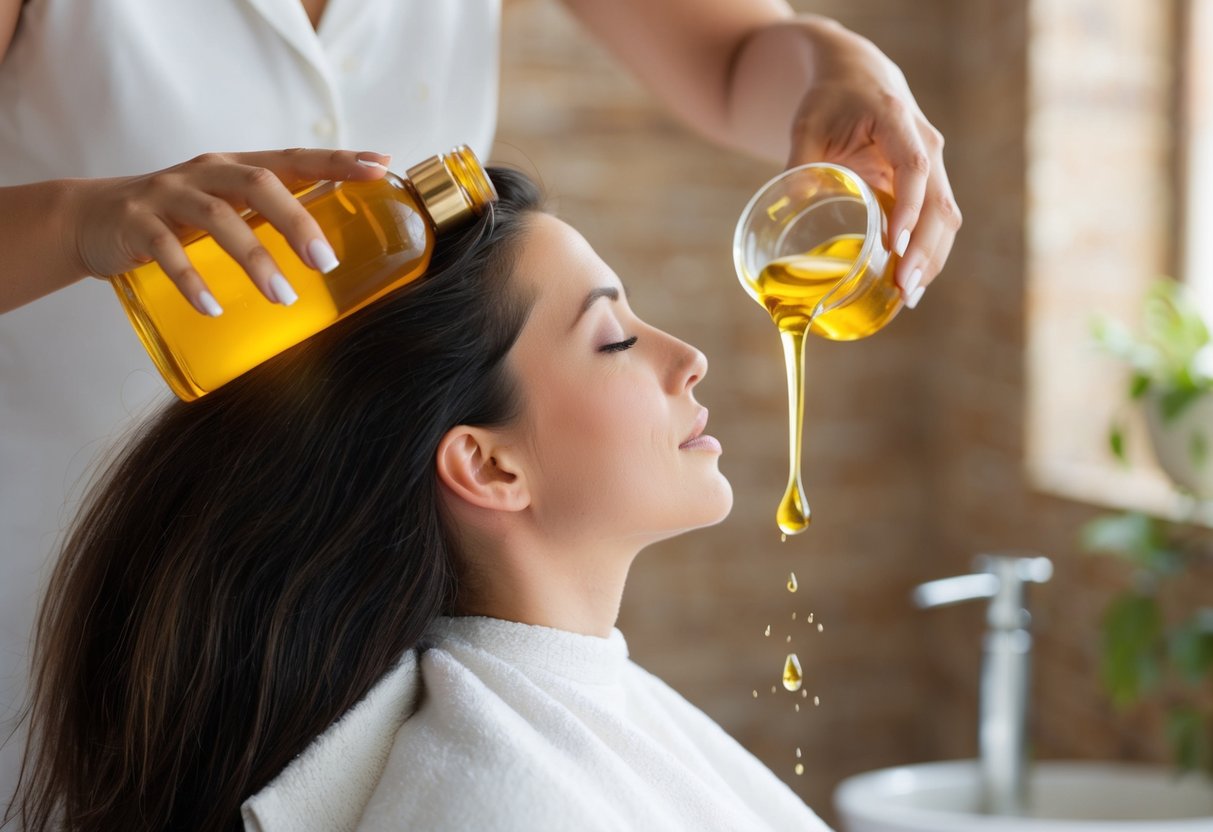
[0,0,499,799]
[242,616,834,831]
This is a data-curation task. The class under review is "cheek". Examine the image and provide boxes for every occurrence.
[528,371,668,489]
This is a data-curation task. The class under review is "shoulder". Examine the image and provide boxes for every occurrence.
[354,646,625,832]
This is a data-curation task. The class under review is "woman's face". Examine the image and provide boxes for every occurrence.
[502,213,733,549]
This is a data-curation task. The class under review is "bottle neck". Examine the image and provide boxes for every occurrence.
[407,145,497,233]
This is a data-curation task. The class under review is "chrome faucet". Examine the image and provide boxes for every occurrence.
[912,553,1053,816]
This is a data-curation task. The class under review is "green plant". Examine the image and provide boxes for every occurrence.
[1091,278,1213,463]
[1079,512,1213,774]
[1084,278,1213,775]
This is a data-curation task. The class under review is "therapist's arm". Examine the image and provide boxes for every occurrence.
[0,149,390,316]
[0,0,20,61]
[558,0,959,305]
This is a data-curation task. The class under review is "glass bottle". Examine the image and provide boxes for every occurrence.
[111,145,496,401]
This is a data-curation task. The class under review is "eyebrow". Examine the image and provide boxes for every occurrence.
[572,284,627,329]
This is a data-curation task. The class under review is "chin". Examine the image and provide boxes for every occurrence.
[686,471,734,529]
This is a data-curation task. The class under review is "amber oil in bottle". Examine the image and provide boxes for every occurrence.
[111,145,496,401]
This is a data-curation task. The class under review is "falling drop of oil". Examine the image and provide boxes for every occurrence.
[801,689,808,698]
[780,533,787,543]
[814,695,821,706]
[782,653,803,691]
[771,685,777,694]
[775,326,812,535]
[752,689,758,699]
[796,747,802,758]
[764,624,771,637]
[816,623,823,633]
[787,572,798,593]
[791,612,797,620]
[795,703,800,712]
[786,634,792,643]
[795,763,805,776]
[808,612,814,623]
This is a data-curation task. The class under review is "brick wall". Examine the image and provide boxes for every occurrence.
[493,1,1207,826]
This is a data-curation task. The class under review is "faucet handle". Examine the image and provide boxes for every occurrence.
[973,552,1053,585]
[912,573,1000,609]
[913,552,1053,628]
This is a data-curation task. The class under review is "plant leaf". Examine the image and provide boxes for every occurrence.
[1166,706,1212,773]
[1170,609,1213,684]
[1160,385,1205,422]
[1079,513,1183,574]
[1109,424,1127,464]
[1101,594,1163,708]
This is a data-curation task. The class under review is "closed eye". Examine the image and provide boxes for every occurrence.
[600,336,638,353]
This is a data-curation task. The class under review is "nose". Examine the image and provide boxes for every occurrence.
[665,333,707,394]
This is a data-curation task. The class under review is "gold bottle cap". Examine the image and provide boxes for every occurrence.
[407,145,498,234]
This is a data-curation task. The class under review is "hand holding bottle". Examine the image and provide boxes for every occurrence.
[70,148,392,315]
[0,148,391,316]
[735,17,962,309]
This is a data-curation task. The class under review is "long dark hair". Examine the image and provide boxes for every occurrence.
[8,168,544,831]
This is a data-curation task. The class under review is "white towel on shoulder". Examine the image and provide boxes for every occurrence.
[243,615,833,832]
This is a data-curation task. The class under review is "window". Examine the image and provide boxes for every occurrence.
[1024,0,1196,518]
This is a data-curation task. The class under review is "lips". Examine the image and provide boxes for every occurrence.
[684,407,718,453]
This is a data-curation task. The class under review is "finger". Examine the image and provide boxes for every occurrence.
[222,148,392,192]
[176,192,298,306]
[898,160,962,309]
[213,163,341,276]
[138,217,224,316]
[873,104,932,268]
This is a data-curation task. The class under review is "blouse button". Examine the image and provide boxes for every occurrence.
[313,116,336,139]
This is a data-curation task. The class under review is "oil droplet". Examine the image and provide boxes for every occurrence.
[782,653,803,691]
[764,624,771,637]
[814,695,821,706]
[791,612,797,620]
[786,635,792,643]
[816,623,823,633]
[752,689,758,699]
[796,747,802,758]
[801,689,808,698]
[808,612,814,624]
[787,572,798,593]
[795,703,800,712]
[780,533,787,543]
[795,763,805,776]
[771,685,777,694]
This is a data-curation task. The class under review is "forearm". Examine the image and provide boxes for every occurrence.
[721,15,844,163]
[0,178,92,313]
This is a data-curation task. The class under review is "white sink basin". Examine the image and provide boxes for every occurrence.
[834,760,1213,831]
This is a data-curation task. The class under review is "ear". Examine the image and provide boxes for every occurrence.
[435,426,530,512]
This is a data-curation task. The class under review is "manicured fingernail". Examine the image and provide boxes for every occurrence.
[198,290,224,317]
[895,228,910,257]
[307,239,340,273]
[907,285,926,309]
[902,267,923,297]
[356,152,391,168]
[269,273,298,306]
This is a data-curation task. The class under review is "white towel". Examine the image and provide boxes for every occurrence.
[244,616,833,831]
[240,649,420,832]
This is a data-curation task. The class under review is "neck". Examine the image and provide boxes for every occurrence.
[453,532,637,639]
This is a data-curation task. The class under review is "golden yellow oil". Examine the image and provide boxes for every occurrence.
[782,652,803,692]
[111,175,434,400]
[745,234,900,535]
